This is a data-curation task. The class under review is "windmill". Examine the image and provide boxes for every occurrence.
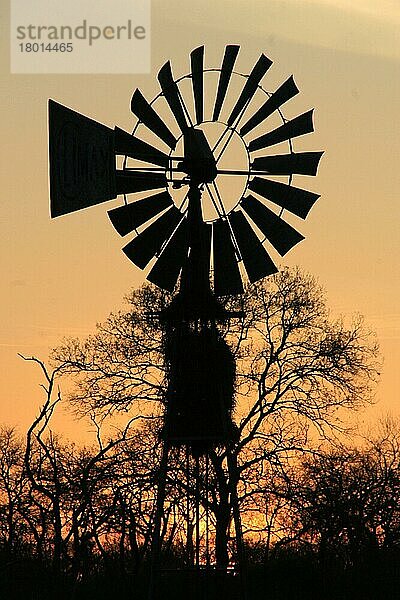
[48,45,323,599]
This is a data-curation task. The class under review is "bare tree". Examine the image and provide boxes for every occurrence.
[0,427,26,554]
[50,268,380,566]
[278,447,399,565]
[20,355,155,579]
[210,267,380,563]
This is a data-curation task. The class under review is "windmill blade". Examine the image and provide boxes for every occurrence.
[241,194,304,256]
[252,151,324,176]
[191,46,204,125]
[122,206,182,269]
[147,218,189,291]
[212,45,240,122]
[114,127,169,168]
[227,54,273,127]
[130,89,177,149]
[248,176,320,219]
[240,76,299,136]
[115,171,166,195]
[249,110,314,152]
[108,191,173,237]
[228,210,278,283]
[158,61,189,133]
[212,219,243,296]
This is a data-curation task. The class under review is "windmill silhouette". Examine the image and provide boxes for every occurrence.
[48,45,323,599]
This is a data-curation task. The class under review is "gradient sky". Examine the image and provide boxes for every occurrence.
[1,0,399,440]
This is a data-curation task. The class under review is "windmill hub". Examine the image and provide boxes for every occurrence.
[178,127,217,184]
[169,122,249,221]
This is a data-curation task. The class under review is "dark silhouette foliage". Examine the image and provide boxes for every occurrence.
[162,322,237,453]
[0,268,386,598]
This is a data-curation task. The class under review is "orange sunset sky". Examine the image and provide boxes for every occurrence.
[1,0,399,441]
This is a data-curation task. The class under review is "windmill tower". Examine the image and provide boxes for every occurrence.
[48,45,323,599]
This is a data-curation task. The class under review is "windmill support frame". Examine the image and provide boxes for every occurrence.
[148,441,247,600]
[147,182,248,599]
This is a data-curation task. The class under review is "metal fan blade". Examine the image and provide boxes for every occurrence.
[252,151,324,176]
[191,46,204,125]
[130,89,177,149]
[122,206,182,269]
[241,194,304,256]
[212,219,243,296]
[114,127,169,168]
[228,210,278,283]
[49,99,116,217]
[115,171,166,195]
[147,218,189,291]
[212,45,240,122]
[227,54,273,127]
[108,191,173,237]
[240,76,299,136]
[248,177,320,219]
[249,110,314,152]
[158,61,188,133]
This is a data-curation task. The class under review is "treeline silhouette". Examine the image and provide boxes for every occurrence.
[1,420,399,599]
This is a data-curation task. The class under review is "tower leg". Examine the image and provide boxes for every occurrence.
[227,449,248,600]
[148,441,170,600]
[195,454,201,568]
[185,447,193,567]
